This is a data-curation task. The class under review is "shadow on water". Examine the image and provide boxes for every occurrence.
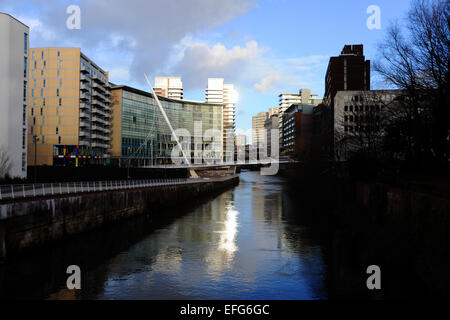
[0,171,332,300]
[0,184,232,300]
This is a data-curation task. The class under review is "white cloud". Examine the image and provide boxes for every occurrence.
[254,72,282,92]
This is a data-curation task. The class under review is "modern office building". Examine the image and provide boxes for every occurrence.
[279,89,322,142]
[252,111,268,146]
[153,77,183,100]
[206,78,237,160]
[110,85,224,165]
[334,89,402,160]
[324,44,371,111]
[0,13,29,178]
[281,104,317,157]
[27,47,111,166]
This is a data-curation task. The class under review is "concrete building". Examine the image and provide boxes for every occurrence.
[235,134,247,147]
[264,113,279,157]
[111,85,224,165]
[333,89,402,160]
[252,112,268,146]
[0,13,29,178]
[28,48,111,166]
[206,78,237,160]
[269,107,279,117]
[324,44,371,111]
[279,89,322,142]
[153,77,183,100]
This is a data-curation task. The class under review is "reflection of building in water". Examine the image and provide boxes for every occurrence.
[251,182,283,223]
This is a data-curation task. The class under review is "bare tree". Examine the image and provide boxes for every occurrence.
[0,148,12,179]
[374,0,449,169]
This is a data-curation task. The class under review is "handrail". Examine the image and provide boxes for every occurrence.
[0,178,212,202]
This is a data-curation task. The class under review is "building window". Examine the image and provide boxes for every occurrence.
[34,60,37,69]
[41,51,44,59]
[56,127,59,134]
[56,88,60,97]
[43,79,46,88]
[58,136,61,144]
[40,108,43,116]
[23,106,26,126]
[43,60,46,68]
[24,33,28,54]
[43,98,46,106]
[24,57,27,77]
[57,51,60,58]
[59,98,62,106]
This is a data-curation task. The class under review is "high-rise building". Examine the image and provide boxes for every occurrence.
[206,78,237,160]
[268,108,279,117]
[264,113,279,157]
[324,44,371,111]
[252,112,268,146]
[28,48,111,166]
[0,13,29,178]
[110,85,224,165]
[154,77,183,100]
[279,89,322,143]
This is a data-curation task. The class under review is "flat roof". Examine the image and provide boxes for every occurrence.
[112,85,225,106]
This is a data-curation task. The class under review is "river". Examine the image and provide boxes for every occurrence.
[0,171,329,300]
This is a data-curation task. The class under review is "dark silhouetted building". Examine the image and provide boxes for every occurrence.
[324,44,370,111]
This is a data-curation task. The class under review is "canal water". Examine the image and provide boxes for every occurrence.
[0,171,329,300]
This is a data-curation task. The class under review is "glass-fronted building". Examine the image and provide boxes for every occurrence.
[111,85,224,165]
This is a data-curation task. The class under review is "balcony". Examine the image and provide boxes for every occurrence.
[80,74,89,82]
[80,92,90,101]
[80,65,89,74]
[80,112,90,120]
[80,82,90,91]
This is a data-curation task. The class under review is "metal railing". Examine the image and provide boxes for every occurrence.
[0,178,198,202]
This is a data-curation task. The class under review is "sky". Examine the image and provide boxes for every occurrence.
[0,0,413,133]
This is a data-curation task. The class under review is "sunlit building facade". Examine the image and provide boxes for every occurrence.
[111,85,224,165]
[0,13,29,178]
[27,47,111,166]
[153,77,183,100]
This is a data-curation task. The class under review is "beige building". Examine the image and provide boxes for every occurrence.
[0,13,29,178]
[268,107,279,117]
[206,78,237,160]
[153,77,183,100]
[252,111,268,146]
[28,47,111,166]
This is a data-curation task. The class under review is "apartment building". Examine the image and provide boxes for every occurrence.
[154,77,183,100]
[206,78,236,160]
[28,48,111,166]
[0,13,29,178]
[252,112,268,146]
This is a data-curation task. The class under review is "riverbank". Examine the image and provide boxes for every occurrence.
[0,175,239,262]
[281,166,449,299]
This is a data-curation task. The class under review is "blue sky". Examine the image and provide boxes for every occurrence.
[0,0,413,132]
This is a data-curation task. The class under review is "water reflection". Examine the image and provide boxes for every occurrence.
[0,171,328,300]
[218,205,239,255]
